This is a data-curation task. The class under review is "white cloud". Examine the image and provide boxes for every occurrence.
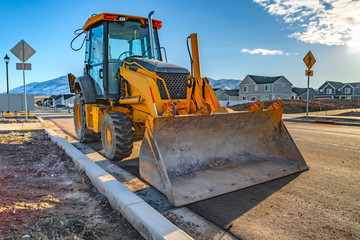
[253,0,360,51]
[241,48,287,55]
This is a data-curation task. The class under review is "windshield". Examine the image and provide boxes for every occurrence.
[108,21,161,62]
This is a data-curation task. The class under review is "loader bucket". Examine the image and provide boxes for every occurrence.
[139,107,308,206]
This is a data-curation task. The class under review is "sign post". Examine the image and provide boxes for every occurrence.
[303,51,316,119]
[10,40,36,120]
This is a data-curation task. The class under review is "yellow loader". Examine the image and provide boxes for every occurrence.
[68,12,308,206]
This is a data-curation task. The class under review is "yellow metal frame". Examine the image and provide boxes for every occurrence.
[83,13,162,32]
[85,104,131,133]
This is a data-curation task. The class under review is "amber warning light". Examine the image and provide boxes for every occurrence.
[153,20,162,29]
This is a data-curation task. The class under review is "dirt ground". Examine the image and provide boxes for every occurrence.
[0,118,39,124]
[230,99,360,114]
[0,131,142,239]
[187,123,360,240]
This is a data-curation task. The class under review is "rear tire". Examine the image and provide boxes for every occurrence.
[73,92,97,142]
[101,112,133,160]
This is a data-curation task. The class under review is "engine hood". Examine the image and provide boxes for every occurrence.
[125,57,190,74]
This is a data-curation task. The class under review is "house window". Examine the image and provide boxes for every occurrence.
[243,86,248,93]
[254,85,258,91]
[265,85,270,92]
[345,88,351,94]
[319,89,323,93]
[250,97,256,101]
[326,88,333,94]
[242,96,247,100]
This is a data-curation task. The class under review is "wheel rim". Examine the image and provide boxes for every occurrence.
[104,124,113,148]
[75,102,81,131]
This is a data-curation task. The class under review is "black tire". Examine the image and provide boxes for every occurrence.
[101,112,133,160]
[73,92,97,142]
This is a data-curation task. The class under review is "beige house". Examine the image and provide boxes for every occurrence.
[239,75,292,101]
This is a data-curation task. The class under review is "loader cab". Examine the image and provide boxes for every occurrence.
[84,14,163,99]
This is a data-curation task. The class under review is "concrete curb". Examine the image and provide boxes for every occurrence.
[283,118,360,127]
[45,128,193,240]
[35,115,47,127]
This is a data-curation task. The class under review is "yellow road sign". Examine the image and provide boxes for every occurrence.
[305,70,313,76]
[303,51,316,70]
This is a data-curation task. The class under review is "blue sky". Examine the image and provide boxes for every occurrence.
[0,0,359,92]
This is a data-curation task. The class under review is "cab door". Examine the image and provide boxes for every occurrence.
[88,24,105,97]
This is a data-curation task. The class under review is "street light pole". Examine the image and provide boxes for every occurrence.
[4,54,10,94]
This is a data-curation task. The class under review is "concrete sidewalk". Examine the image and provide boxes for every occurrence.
[283,108,360,126]
[283,108,360,119]
[0,116,46,130]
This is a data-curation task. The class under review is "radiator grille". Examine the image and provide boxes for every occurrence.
[157,73,188,100]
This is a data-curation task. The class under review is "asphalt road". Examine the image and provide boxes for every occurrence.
[36,107,360,240]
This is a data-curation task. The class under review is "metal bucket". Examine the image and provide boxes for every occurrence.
[139,109,308,206]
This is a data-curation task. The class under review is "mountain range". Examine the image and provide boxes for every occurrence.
[208,78,241,90]
[5,76,241,96]
[8,76,70,96]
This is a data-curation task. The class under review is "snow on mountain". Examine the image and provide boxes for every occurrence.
[5,76,241,96]
[208,78,241,90]
[8,76,70,96]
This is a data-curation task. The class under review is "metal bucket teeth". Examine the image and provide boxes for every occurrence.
[139,109,308,206]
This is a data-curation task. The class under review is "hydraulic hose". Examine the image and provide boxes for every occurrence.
[186,36,194,77]
[70,28,86,51]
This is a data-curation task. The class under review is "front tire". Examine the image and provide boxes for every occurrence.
[101,112,133,160]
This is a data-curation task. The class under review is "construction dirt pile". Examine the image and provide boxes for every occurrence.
[0,131,142,239]
[230,99,360,114]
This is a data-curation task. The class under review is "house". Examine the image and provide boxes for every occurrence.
[214,89,239,101]
[62,94,75,107]
[239,75,292,101]
[50,95,62,106]
[214,88,226,100]
[316,81,344,99]
[50,94,75,107]
[43,97,52,106]
[339,83,360,99]
[224,90,239,101]
[316,81,360,99]
[292,87,317,99]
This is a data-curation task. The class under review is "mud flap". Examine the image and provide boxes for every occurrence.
[139,109,308,206]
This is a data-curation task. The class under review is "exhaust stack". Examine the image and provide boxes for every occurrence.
[147,11,156,60]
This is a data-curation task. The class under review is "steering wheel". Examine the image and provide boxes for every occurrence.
[118,51,134,62]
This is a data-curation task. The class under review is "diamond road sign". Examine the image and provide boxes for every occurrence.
[303,51,316,70]
[10,40,36,63]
